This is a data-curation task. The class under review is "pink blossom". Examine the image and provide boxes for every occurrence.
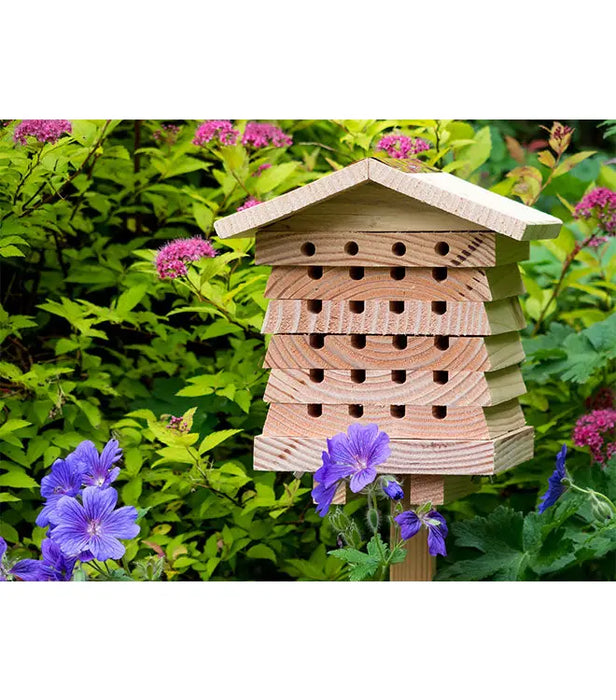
[241,122,292,149]
[155,237,217,280]
[376,134,431,159]
[166,416,189,432]
[572,409,616,467]
[193,120,239,147]
[253,163,272,176]
[574,187,616,235]
[237,197,262,211]
[13,120,72,145]
[153,123,181,145]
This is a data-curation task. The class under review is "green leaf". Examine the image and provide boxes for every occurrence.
[116,284,148,316]
[192,203,214,233]
[0,469,38,488]
[552,151,596,178]
[198,429,242,454]
[246,544,277,563]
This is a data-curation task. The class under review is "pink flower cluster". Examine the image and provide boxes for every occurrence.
[237,197,261,211]
[13,119,72,145]
[586,387,615,411]
[153,123,181,145]
[376,134,431,159]
[155,237,217,279]
[193,120,239,147]
[167,415,189,432]
[241,122,292,149]
[253,163,272,177]
[573,408,616,467]
[574,187,616,235]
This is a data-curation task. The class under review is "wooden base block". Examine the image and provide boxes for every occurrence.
[263,366,526,407]
[264,332,525,372]
[262,297,526,336]
[254,426,534,476]
[265,264,524,302]
[389,526,433,581]
[263,400,526,440]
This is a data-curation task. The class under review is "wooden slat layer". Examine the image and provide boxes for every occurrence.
[404,475,481,505]
[262,298,526,336]
[255,230,530,267]
[253,426,534,476]
[264,264,524,302]
[264,332,525,372]
[263,367,525,406]
[262,400,526,440]
[261,182,484,233]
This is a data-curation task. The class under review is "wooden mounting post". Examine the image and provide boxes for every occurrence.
[389,527,434,581]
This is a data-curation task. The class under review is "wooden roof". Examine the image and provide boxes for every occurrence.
[213,157,562,241]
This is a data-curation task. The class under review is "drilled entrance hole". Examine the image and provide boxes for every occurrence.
[435,241,450,256]
[432,405,447,419]
[391,370,406,384]
[307,299,322,314]
[349,266,364,280]
[309,369,324,383]
[308,266,323,279]
[390,267,405,281]
[389,300,404,314]
[434,335,450,351]
[432,267,448,282]
[392,335,407,350]
[348,404,364,418]
[349,300,364,314]
[390,405,406,418]
[351,334,366,349]
[433,370,449,385]
[345,241,359,256]
[307,404,322,417]
[309,333,324,349]
[392,242,406,256]
[431,301,447,315]
[301,241,316,257]
[350,369,366,384]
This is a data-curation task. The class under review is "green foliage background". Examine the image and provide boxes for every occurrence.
[1,118,615,580]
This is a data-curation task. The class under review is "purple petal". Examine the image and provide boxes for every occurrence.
[427,527,447,557]
[99,439,122,471]
[50,496,92,556]
[0,536,7,560]
[326,433,357,467]
[349,465,377,492]
[427,510,448,538]
[91,533,126,561]
[103,506,139,541]
[311,481,339,517]
[366,431,391,468]
[347,423,378,462]
[11,559,51,581]
[395,511,422,541]
[82,486,118,521]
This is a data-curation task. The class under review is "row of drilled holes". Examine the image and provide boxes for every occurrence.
[301,241,451,257]
[307,404,448,419]
[307,266,448,282]
[307,299,447,315]
[308,334,450,350]
[308,369,449,384]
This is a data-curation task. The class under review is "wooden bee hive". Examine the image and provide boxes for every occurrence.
[214,157,562,579]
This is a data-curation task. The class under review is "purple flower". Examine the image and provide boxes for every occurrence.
[311,452,341,517]
[382,478,404,500]
[193,120,239,147]
[50,487,140,561]
[155,236,217,280]
[0,537,50,581]
[36,455,84,527]
[241,122,292,149]
[79,438,122,488]
[322,424,391,493]
[13,119,72,145]
[395,509,449,557]
[538,445,568,513]
[40,537,77,581]
[376,134,431,159]
[574,187,616,235]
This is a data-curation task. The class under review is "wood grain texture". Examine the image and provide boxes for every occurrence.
[253,426,534,476]
[261,298,526,336]
[389,523,433,581]
[403,475,481,505]
[263,400,526,439]
[264,332,525,372]
[261,182,485,233]
[214,158,562,241]
[264,264,524,302]
[263,367,525,406]
[255,230,530,268]
[368,159,562,241]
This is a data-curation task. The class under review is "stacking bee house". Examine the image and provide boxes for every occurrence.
[214,157,562,539]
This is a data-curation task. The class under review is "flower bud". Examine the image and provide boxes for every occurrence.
[328,507,350,532]
[366,506,380,533]
[590,498,614,522]
[381,477,404,501]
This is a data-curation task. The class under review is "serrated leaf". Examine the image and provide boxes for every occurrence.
[198,429,241,454]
